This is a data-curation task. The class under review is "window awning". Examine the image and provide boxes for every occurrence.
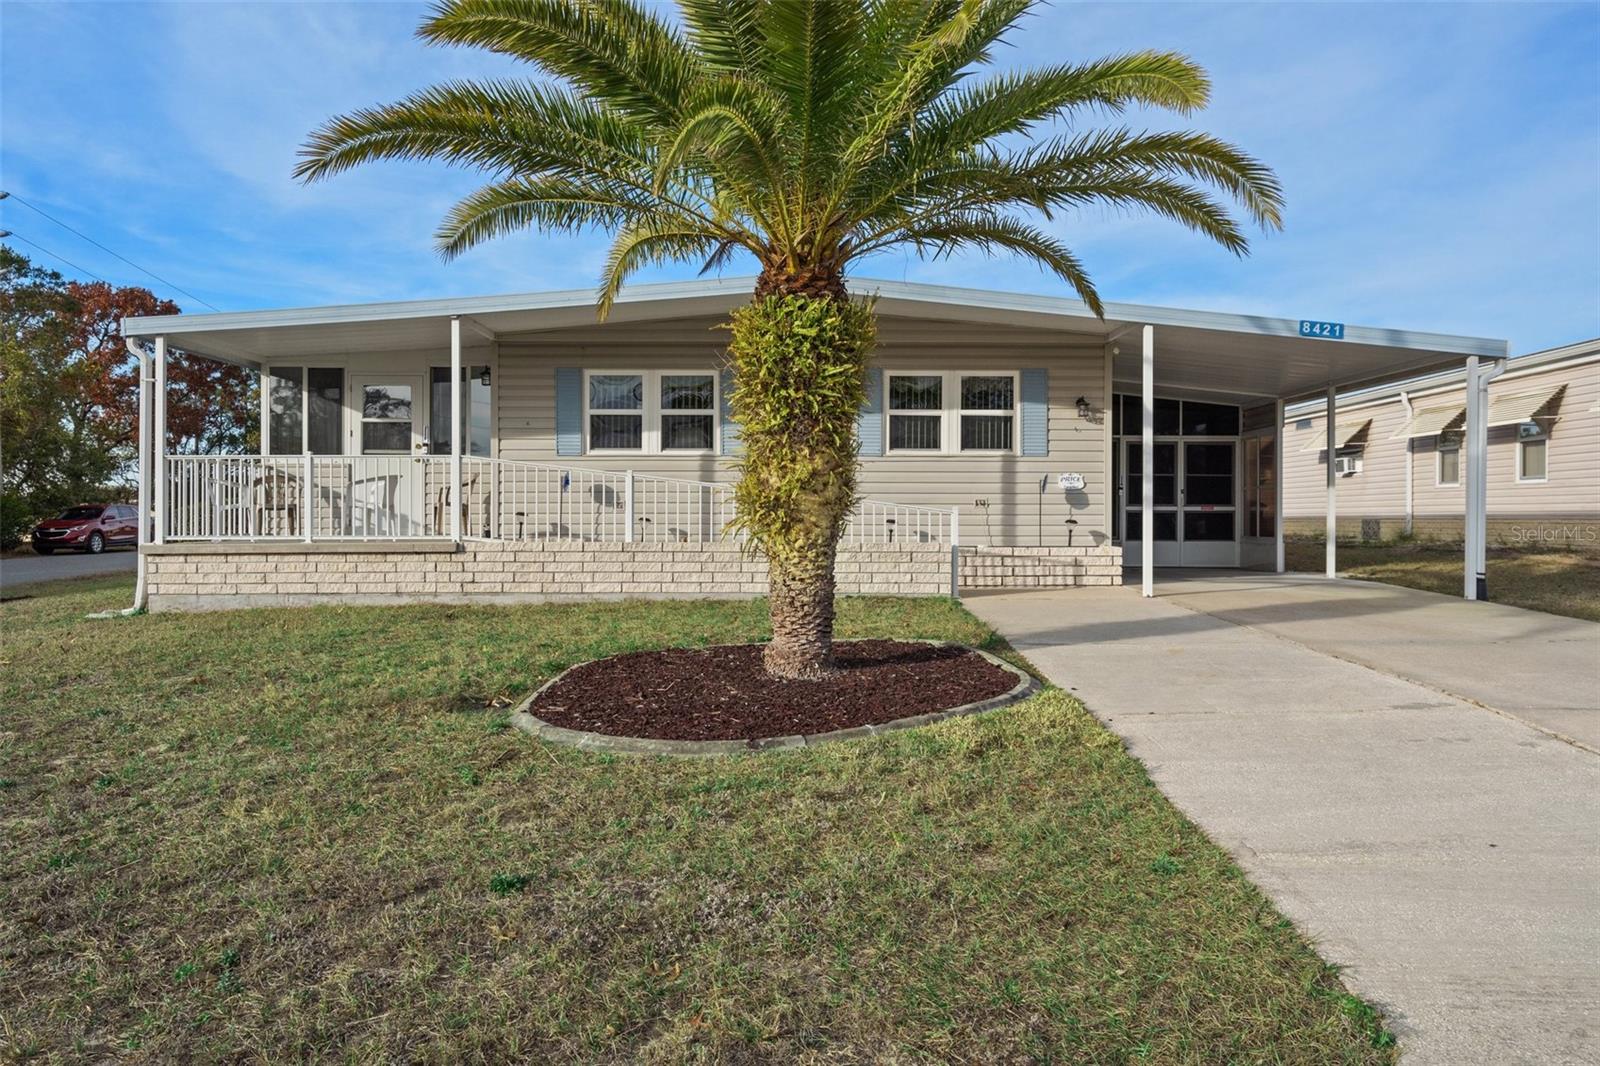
[1488,385,1564,427]
[1301,417,1372,452]
[1391,402,1465,439]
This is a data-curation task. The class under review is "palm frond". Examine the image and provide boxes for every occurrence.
[874,212,1105,316]
[420,0,701,123]
[436,176,677,257]
[598,219,723,317]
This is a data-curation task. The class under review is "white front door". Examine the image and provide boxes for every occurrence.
[1120,438,1240,567]
[1177,441,1238,567]
[350,375,426,536]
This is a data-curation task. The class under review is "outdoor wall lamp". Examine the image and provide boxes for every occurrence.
[479,367,492,387]
[1075,396,1092,418]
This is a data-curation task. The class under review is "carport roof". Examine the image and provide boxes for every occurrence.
[123,276,1507,405]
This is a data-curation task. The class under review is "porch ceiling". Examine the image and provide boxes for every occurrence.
[123,276,1506,401]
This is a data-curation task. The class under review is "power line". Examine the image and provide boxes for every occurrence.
[0,228,112,285]
[0,190,220,310]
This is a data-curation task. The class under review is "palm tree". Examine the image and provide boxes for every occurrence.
[299,0,1283,680]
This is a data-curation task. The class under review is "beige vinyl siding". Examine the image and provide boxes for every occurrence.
[1284,355,1600,524]
[495,314,1109,547]
[1282,395,1411,520]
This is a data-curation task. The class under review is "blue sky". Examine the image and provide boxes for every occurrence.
[2,1,1597,352]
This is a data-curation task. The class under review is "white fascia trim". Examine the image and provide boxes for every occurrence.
[1287,339,1600,418]
[124,275,1508,358]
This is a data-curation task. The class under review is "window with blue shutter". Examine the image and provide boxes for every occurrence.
[1020,368,1049,456]
[858,367,884,456]
[554,367,581,455]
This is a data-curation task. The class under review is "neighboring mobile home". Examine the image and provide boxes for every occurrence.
[1283,339,1600,550]
[120,278,1509,611]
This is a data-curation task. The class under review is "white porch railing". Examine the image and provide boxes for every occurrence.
[163,455,959,561]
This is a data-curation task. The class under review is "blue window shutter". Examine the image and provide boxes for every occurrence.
[1020,368,1049,456]
[719,367,741,456]
[555,367,581,456]
[858,367,884,456]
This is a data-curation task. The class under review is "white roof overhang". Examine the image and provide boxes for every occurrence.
[1487,384,1565,427]
[123,276,1507,402]
[1391,402,1466,440]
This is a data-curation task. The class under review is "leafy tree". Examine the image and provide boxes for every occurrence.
[299,0,1282,678]
[0,247,257,547]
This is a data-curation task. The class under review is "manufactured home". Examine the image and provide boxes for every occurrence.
[120,278,1509,611]
[1283,338,1600,550]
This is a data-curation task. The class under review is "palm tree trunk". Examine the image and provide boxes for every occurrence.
[728,262,872,681]
[763,536,839,679]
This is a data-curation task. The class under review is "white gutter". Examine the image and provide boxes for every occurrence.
[89,338,152,618]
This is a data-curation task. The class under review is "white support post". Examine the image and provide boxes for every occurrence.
[153,336,168,545]
[1463,357,1481,599]
[949,506,961,599]
[1141,324,1154,597]
[134,341,152,608]
[1325,383,1336,578]
[1462,355,1506,600]
[1399,392,1415,536]
[450,315,463,544]
[624,470,635,542]
[1274,398,1285,573]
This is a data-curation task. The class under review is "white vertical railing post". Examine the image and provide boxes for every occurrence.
[949,506,961,599]
[303,452,314,542]
[1140,324,1154,597]
[624,470,635,542]
[1273,398,1285,573]
[1325,383,1337,578]
[153,336,167,545]
[450,315,462,545]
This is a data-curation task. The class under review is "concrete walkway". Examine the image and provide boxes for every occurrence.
[1152,571,1600,750]
[966,578,1600,1066]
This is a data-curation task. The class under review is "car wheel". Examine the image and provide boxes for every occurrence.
[33,544,54,555]
[86,532,106,554]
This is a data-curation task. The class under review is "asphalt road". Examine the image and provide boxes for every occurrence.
[0,549,138,590]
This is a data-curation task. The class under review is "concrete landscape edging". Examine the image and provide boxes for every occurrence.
[508,640,1038,757]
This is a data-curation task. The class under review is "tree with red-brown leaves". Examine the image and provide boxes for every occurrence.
[1,246,256,546]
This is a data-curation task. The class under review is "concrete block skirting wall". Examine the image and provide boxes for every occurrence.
[1282,515,1600,552]
[959,544,1123,589]
[143,541,953,612]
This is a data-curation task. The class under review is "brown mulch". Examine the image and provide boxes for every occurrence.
[527,640,1020,741]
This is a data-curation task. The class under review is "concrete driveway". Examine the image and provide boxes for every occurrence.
[0,549,137,590]
[966,575,1600,1066]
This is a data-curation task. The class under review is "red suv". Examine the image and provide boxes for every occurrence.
[31,504,140,555]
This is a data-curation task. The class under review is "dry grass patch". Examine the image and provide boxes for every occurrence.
[1286,539,1600,622]
[2,577,1395,1062]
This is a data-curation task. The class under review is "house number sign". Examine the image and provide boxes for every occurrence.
[1298,319,1346,340]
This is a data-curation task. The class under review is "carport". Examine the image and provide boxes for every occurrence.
[1097,305,1508,599]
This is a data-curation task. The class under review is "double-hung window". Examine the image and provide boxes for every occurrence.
[1437,430,1462,486]
[886,372,1017,454]
[1516,420,1549,482]
[584,370,717,453]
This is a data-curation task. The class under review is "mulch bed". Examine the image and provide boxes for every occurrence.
[527,640,1020,741]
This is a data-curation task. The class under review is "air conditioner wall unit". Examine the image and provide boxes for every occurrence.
[1333,454,1363,476]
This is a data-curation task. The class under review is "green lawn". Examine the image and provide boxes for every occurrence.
[1,577,1394,1063]
[1285,539,1600,622]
